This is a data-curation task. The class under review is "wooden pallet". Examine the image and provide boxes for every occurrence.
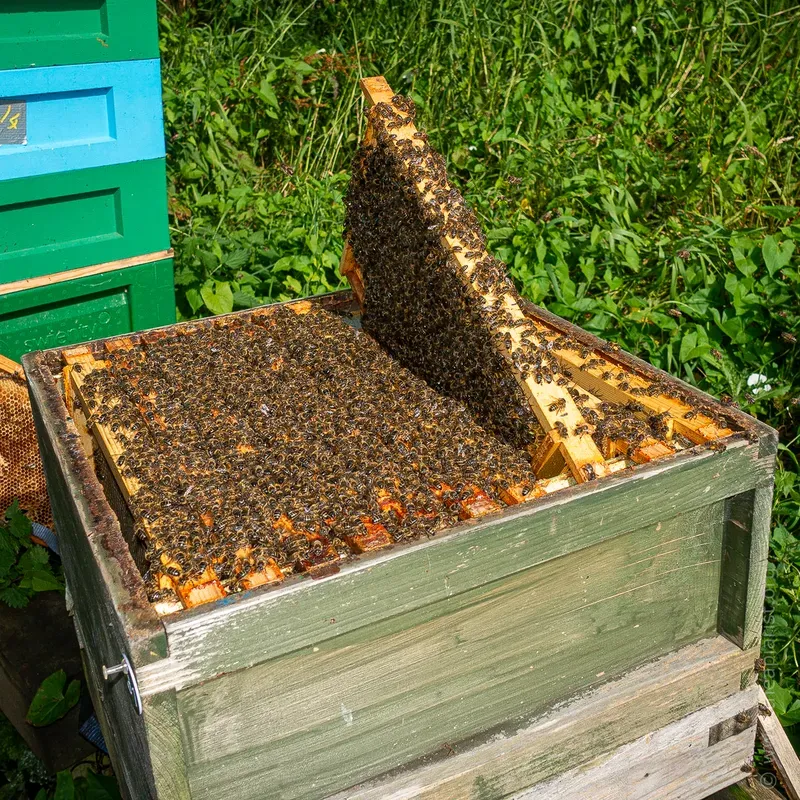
[340,76,734,485]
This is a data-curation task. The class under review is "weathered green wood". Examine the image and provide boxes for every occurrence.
[143,691,191,800]
[519,685,758,800]
[176,506,725,800]
[335,638,756,800]
[718,484,774,650]
[139,439,773,696]
[24,357,166,800]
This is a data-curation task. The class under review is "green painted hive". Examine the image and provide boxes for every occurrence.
[0,256,175,362]
[0,0,159,70]
[0,160,170,287]
[23,291,776,800]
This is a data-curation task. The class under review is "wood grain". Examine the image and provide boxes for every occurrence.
[717,485,773,651]
[516,686,758,800]
[758,686,800,800]
[0,249,174,296]
[177,507,725,799]
[320,638,756,800]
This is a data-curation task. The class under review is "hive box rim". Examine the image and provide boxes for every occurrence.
[21,290,777,666]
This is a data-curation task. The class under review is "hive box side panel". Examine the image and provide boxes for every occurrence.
[0,1,159,70]
[513,685,758,800]
[24,355,167,800]
[0,158,170,285]
[718,484,774,651]
[327,637,756,800]
[177,502,727,800]
[0,60,165,180]
[1,258,175,362]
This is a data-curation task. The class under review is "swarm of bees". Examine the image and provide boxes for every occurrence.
[343,94,731,462]
[79,307,538,603]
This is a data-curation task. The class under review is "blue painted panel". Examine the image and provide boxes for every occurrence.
[0,59,165,180]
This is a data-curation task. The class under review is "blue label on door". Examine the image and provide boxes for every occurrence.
[0,100,26,145]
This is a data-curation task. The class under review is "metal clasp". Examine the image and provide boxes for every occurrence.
[102,653,143,715]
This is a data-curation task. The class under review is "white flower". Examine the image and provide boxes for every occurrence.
[747,373,772,394]
[631,25,637,34]
[468,145,477,151]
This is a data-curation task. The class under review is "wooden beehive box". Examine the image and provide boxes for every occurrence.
[23,79,777,800]
[24,289,776,800]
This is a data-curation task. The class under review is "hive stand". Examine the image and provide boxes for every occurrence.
[340,77,731,485]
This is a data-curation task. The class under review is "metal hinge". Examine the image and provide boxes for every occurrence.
[102,653,143,715]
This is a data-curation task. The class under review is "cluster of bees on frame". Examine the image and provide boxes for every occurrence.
[78,307,537,603]
[344,95,732,460]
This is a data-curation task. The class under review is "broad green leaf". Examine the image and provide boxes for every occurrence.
[679,332,697,362]
[82,771,122,800]
[258,79,279,108]
[54,771,76,800]
[762,235,795,276]
[184,287,204,314]
[200,281,234,316]
[27,670,80,727]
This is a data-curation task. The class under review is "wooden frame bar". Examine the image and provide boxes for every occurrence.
[342,76,607,482]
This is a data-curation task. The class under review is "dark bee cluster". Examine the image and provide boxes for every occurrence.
[80,306,536,604]
[343,95,732,461]
[345,98,548,452]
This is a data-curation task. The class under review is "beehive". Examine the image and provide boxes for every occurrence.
[0,0,173,362]
[23,79,777,800]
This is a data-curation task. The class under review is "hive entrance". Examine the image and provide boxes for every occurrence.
[62,301,544,614]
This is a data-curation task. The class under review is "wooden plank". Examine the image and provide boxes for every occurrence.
[339,643,757,800]
[339,239,365,306]
[66,351,141,503]
[24,357,165,800]
[143,690,192,800]
[758,686,800,800]
[513,687,758,800]
[528,317,734,444]
[351,76,608,483]
[718,484,773,650]
[176,509,727,800]
[138,439,772,695]
[0,353,24,378]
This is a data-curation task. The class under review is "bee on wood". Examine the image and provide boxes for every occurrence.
[554,421,568,438]
[684,409,698,420]
[548,398,567,413]
[573,424,590,436]
[581,464,597,481]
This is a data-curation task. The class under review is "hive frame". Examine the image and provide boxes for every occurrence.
[341,76,732,484]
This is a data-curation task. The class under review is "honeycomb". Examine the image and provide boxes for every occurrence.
[0,360,52,527]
